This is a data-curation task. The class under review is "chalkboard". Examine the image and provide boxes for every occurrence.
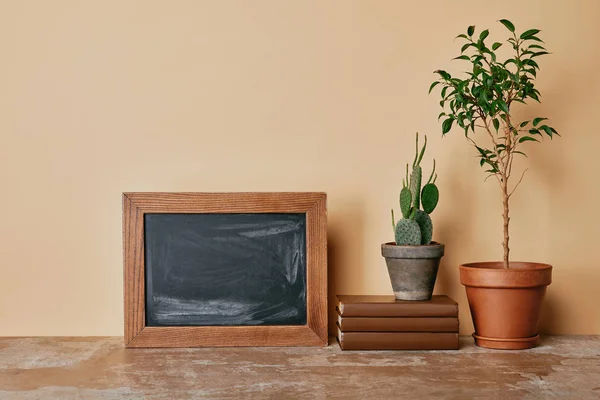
[144,213,307,327]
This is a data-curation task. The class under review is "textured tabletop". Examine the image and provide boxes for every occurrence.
[1,336,599,399]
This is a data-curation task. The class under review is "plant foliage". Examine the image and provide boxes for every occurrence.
[430,20,559,267]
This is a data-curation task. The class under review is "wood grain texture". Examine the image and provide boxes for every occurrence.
[122,192,328,348]
[128,326,325,348]
[123,192,325,213]
[122,195,145,346]
[306,194,328,344]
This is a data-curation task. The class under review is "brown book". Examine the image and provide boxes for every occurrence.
[336,328,459,350]
[336,295,458,318]
[337,313,458,332]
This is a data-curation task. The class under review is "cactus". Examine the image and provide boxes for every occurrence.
[399,187,412,218]
[415,210,433,245]
[421,159,439,214]
[392,133,440,245]
[410,134,426,208]
[395,219,421,246]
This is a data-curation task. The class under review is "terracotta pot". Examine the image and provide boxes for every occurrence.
[381,242,444,301]
[460,262,552,350]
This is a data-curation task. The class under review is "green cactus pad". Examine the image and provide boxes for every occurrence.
[421,183,439,214]
[391,133,438,246]
[415,210,433,245]
[394,219,422,246]
[409,165,422,209]
[399,187,412,218]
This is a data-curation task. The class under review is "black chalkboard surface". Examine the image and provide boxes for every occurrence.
[144,213,307,327]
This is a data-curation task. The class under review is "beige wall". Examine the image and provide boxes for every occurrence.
[1,0,599,336]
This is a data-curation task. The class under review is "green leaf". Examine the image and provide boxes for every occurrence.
[492,118,500,132]
[513,151,528,157]
[461,43,473,53]
[520,29,541,39]
[453,55,470,61]
[437,112,446,120]
[492,42,502,50]
[519,136,539,143]
[467,25,475,37]
[533,117,547,127]
[498,101,509,113]
[526,36,544,43]
[479,29,489,41]
[539,125,555,137]
[456,34,469,40]
[528,44,546,50]
[519,121,530,128]
[442,118,454,134]
[480,158,499,172]
[429,81,440,94]
[480,90,488,103]
[529,129,541,136]
[435,70,451,80]
[531,51,550,58]
[475,146,487,157]
[523,59,540,69]
[472,55,485,65]
[499,19,515,32]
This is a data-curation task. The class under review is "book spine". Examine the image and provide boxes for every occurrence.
[337,315,459,332]
[337,303,458,318]
[337,330,459,350]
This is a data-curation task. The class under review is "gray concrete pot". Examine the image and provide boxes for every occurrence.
[381,242,445,301]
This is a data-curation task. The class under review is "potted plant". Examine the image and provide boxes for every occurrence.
[430,20,558,349]
[382,133,444,301]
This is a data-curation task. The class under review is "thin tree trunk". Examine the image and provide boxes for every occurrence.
[501,173,510,268]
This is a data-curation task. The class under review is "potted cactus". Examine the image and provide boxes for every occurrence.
[382,133,444,301]
[430,20,557,349]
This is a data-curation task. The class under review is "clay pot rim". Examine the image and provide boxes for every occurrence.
[381,241,445,259]
[382,241,444,248]
[461,261,552,271]
[460,261,552,288]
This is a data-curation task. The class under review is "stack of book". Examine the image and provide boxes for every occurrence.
[336,295,459,350]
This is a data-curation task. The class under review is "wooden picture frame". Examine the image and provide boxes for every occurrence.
[122,192,327,348]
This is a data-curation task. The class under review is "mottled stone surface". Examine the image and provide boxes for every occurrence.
[0,336,599,399]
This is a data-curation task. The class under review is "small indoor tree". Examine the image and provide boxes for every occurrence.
[429,19,558,268]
